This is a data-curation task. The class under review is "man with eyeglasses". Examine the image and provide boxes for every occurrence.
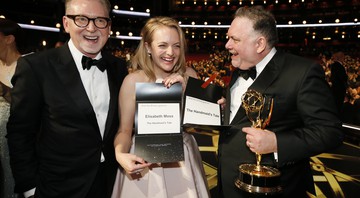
[7,0,128,197]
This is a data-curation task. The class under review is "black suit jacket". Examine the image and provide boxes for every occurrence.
[329,61,348,113]
[7,44,128,198]
[218,51,343,197]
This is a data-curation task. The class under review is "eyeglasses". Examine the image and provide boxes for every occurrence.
[66,15,111,29]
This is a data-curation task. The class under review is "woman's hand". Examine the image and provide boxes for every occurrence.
[116,152,151,174]
[163,73,187,90]
[217,97,226,110]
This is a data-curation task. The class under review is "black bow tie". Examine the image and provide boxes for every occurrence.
[81,56,106,72]
[237,67,257,80]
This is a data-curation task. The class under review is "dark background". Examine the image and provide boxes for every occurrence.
[1,0,359,56]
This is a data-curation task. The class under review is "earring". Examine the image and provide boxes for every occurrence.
[148,52,151,57]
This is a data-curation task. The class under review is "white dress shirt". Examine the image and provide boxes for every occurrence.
[229,48,277,123]
[68,40,110,140]
[228,48,278,163]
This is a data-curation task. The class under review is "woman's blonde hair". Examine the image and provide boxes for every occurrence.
[131,16,187,81]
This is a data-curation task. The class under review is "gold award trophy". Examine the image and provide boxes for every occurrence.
[235,89,282,194]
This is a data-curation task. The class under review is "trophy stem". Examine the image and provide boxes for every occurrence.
[236,92,281,194]
[256,153,261,167]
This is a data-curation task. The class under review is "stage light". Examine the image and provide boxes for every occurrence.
[18,23,60,32]
[115,35,141,40]
[180,22,360,29]
[277,22,360,28]
[112,9,150,17]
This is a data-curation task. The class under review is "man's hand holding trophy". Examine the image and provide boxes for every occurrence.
[235,89,282,195]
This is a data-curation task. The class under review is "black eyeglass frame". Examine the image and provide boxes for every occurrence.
[65,15,111,29]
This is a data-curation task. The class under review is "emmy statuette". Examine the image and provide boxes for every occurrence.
[235,89,282,194]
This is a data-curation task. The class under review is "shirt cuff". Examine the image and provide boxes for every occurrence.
[274,152,278,162]
[24,188,36,198]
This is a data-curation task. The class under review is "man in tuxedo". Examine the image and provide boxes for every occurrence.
[6,0,127,197]
[329,51,348,118]
[218,7,343,198]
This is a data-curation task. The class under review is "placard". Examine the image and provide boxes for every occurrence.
[182,77,230,131]
[134,83,184,163]
[137,103,180,134]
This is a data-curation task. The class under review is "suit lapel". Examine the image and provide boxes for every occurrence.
[102,54,118,139]
[228,69,239,88]
[52,45,99,131]
[229,51,283,125]
[224,88,249,125]
[230,104,248,125]
[250,57,280,94]
[223,86,231,125]
[225,69,249,125]
[224,71,237,124]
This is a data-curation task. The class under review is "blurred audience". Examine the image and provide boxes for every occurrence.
[111,46,360,126]
[319,50,360,125]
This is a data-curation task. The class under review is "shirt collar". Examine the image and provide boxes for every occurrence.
[255,47,277,77]
[67,39,102,70]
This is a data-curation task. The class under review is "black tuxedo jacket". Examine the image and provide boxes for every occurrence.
[329,61,348,113]
[218,51,343,197]
[7,44,128,198]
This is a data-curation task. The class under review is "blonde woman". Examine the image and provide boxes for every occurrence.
[113,17,210,198]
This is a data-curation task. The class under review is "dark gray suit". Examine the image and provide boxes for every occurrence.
[218,51,343,197]
[7,43,127,198]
